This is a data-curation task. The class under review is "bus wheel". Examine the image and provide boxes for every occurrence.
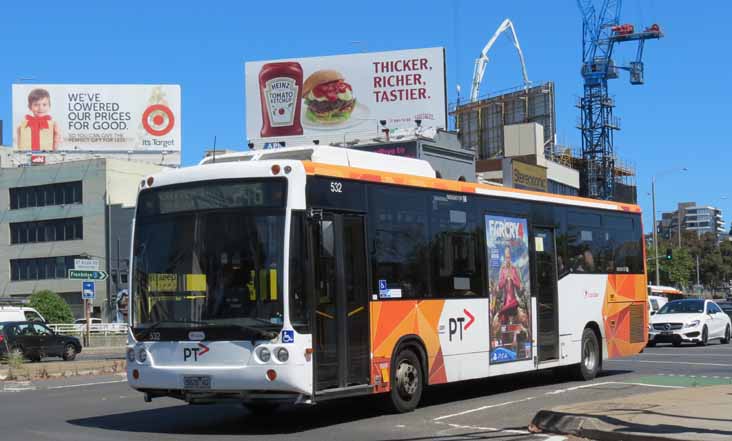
[573,328,600,381]
[390,349,423,413]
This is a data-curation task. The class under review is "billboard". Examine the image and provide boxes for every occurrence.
[486,215,532,364]
[12,84,181,152]
[245,47,446,141]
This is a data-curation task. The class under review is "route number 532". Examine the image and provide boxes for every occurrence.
[330,181,343,193]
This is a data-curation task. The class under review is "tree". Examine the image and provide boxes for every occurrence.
[29,290,74,324]
[665,247,694,288]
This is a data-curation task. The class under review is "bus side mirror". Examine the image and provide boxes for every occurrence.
[650,311,656,316]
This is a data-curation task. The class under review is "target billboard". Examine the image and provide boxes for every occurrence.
[12,84,181,153]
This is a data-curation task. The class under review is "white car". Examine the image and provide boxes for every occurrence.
[648,299,732,347]
[74,317,102,332]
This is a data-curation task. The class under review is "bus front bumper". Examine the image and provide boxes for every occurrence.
[127,363,312,404]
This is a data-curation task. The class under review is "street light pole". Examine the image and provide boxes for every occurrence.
[652,176,660,285]
[650,167,688,287]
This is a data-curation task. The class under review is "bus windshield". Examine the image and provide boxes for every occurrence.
[131,179,286,341]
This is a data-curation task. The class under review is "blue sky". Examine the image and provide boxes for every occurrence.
[1,1,728,231]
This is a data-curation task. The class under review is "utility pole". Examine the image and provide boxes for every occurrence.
[696,255,701,287]
[677,206,682,248]
[652,177,660,285]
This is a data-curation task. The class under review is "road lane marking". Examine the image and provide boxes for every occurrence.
[433,381,681,421]
[607,359,732,367]
[433,396,536,421]
[437,422,531,436]
[545,381,682,395]
[46,379,127,390]
[636,353,732,357]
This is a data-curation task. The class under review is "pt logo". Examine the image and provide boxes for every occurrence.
[183,343,209,361]
[448,309,475,341]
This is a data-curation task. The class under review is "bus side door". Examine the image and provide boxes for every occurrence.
[533,227,559,362]
[311,212,370,391]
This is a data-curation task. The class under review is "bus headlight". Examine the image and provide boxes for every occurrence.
[276,348,289,363]
[137,347,147,363]
[258,347,271,363]
[127,348,136,362]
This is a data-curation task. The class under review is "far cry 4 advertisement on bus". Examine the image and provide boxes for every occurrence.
[486,215,532,364]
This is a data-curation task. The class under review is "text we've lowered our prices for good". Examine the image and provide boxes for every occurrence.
[245,47,446,141]
[12,84,181,152]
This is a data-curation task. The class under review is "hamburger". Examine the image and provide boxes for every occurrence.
[303,70,356,124]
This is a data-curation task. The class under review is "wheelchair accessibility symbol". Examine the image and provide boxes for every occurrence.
[281,330,295,344]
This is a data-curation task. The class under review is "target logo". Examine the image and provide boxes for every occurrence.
[142,104,175,136]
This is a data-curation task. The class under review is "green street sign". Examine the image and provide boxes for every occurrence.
[68,269,108,281]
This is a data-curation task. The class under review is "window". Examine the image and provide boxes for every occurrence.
[24,311,43,322]
[567,211,606,273]
[606,215,643,274]
[566,211,643,275]
[10,218,83,244]
[429,193,482,298]
[9,181,82,210]
[10,255,81,281]
[32,323,52,336]
[369,186,430,299]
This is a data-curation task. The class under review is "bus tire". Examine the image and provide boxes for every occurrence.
[572,328,600,381]
[389,348,423,413]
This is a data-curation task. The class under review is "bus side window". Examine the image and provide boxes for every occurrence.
[567,211,603,273]
[429,194,482,298]
[369,186,430,299]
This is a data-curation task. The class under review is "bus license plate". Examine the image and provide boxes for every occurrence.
[183,375,211,390]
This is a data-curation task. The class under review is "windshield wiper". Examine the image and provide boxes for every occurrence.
[217,323,277,342]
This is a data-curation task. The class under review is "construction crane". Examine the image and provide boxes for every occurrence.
[576,0,663,200]
[470,18,531,102]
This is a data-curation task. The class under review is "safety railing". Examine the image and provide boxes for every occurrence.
[48,323,128,335]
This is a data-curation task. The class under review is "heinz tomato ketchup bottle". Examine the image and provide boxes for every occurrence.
[259,62,304,137]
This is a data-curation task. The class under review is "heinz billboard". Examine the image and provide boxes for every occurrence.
[12,84,181,152]
[245,47,446,141]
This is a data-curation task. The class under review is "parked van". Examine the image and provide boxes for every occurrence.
[648,294,668,318]
[0,306,46,323]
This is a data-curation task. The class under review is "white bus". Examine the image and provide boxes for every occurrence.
[127,146,648,413]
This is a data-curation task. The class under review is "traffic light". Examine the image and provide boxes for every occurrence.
[665,248,673,260]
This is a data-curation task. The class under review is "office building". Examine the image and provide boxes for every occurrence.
[657,202,726,241]
[0,158,164,319]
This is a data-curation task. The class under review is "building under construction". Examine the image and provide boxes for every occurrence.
[452,81,637,203]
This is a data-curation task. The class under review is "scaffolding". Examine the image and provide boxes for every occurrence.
[451,82,555,160]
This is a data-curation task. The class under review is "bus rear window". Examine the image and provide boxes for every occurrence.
[138,179,286,216]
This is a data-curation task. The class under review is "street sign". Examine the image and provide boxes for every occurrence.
[68,269,108,281]
[82,281,95,300]
[74,259,100,270]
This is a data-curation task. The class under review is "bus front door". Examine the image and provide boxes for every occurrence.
[534,227,559,362]
[312,212,370,391]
